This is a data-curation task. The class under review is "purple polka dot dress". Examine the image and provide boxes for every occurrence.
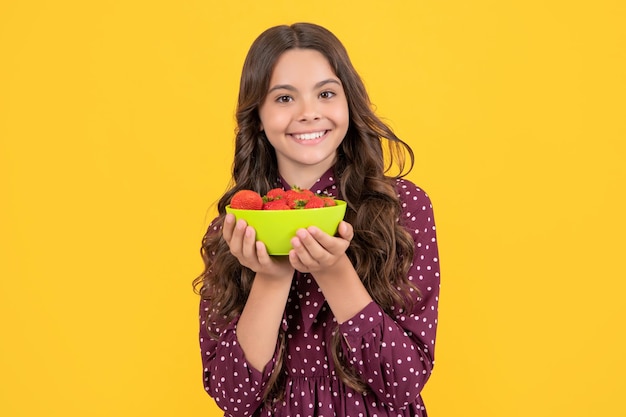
[199,168,440,416]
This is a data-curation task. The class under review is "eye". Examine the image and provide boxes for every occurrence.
[319,91,336,99]
[276,95,293,103]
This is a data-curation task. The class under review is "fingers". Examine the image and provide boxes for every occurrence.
[304,225,350,253]
[255,240,271,264]
[337,221,354,242]
[225,214,354,274]
[222,213,237,243]
[240,224,258,259]
[288,250,308,272]
[224,215,292,277]
[290,230,320,269]
[290,224,352,272]
[223,214,257,260]
[225,218,247,253]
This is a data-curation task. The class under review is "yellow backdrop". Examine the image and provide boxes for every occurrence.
[1,1,625,416]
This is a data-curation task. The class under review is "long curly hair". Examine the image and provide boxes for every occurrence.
[193,22,417,404]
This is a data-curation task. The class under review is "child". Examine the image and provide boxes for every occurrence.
[194,23,440,417]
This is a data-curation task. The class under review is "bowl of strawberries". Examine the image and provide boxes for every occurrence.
[225,187,347,255]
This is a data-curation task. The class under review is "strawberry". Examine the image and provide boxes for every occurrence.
[321,196,337,207]
[265,188,286,201]
[304,195,325,209]
[284,187,310,209]
[262,200,290,210]
[230,190,263,210]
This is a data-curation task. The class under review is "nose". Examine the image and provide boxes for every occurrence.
[297,97,321,122]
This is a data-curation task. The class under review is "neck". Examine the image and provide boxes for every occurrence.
[279,164,333,190]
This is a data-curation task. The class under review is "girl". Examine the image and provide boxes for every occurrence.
[194,23,440,417]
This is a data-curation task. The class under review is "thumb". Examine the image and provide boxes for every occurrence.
[337,221,354,242]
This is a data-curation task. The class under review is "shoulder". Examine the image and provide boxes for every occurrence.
[394,178,437,237]
[394,177,434,211]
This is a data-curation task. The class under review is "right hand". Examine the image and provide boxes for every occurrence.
[222,213,294,279]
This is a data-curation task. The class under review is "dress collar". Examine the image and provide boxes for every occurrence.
[295,273,326,332]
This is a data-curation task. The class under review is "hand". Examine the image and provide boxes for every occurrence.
[288,221,354,274]
[222,213,294,279]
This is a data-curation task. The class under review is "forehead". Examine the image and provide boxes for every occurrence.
[269,49,339,86]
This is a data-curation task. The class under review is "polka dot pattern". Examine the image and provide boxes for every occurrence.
[199,169,440,417]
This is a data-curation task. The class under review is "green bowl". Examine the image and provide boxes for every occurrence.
[225,200,347,255]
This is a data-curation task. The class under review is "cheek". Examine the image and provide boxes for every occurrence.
[335,104,350,129]
[331,98,349,121]
[263,112,292,133]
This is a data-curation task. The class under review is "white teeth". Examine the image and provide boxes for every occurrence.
[293,131,326,140]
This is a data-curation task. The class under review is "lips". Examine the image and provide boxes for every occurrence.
[290,130,328,141]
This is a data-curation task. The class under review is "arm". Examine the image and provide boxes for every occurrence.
[236,271,292,370]
[199,215,294,416]
[290,222,373,323]
[290,182,440,409]
[337,183,440,409]
[222,214,294,371]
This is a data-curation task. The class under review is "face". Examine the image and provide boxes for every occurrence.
[258,48,349,187]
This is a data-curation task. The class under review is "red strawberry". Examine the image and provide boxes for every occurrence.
[265,188,286,201]
[321,196,337,207]
[262,200,290,210]
[304,195,325,209]
[230,190,263,210]
[284,187,310,209]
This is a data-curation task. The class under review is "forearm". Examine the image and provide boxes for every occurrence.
[237,272,292,371]
[312,255,372,323]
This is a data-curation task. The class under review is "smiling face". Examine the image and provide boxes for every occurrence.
[258,48,350,188]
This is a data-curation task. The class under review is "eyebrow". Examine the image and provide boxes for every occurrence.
[267,78,342,94]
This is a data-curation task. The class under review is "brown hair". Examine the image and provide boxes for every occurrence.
[194,22,417,404]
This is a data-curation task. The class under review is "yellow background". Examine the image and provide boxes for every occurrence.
[1,1,624,416]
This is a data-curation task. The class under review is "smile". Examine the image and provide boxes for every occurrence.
[291,130,328,141]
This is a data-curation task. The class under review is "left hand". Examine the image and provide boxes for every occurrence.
[288,221,354,274]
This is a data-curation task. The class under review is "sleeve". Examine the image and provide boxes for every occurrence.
[197,219,279,417]
[338,181,440,410]
[199,298,280,417]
